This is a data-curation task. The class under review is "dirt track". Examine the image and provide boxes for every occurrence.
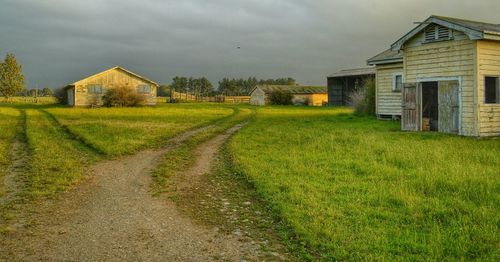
[1,125,269,261]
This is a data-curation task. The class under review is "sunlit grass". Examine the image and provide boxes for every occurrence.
[0,108,20,197]
[46,104,234,156]
[229,106,500,260]
[22,109,98,198]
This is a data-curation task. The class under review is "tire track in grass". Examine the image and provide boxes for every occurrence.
[39,109,106,156]
[0,109,30,233]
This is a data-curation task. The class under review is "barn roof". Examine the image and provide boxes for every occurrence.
[392,15,500,51]
[367,49,403,65]
[252,85,327,95]
[328,67,375,78]
[69,66,159,87]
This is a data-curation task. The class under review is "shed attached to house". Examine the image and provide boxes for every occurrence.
[367,49,404,119]
[327,68,375,106]
[65,66,159,107]
[249,85,327,106]
[379,15,500,136]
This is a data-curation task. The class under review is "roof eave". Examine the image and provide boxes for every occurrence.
[367,58,404,66]
[484,31,500,41]
[391,16,484,51]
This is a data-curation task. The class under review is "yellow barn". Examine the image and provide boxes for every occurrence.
[65,66,159,107]
[368,15,500,137]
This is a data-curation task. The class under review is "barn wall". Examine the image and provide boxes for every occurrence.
[327,77,344,106]
[404,35,477,136]
[477,40,500,136]
[250,88,265,106]
[375,62,404,116]
[73,68,157,106]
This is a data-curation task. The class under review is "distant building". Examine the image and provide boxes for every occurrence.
[64,66,159,106]
[249,85,327,106]
[368,15,500,136]
[327,68,375,106]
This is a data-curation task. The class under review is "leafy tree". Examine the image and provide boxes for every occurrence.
[171,76,188,93]
[28,89,38,97]
[269,90,293,105]
[158,85,171,97]
[0,53,25,100]
[42,87,53,96]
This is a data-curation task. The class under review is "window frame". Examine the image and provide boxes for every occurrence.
[87,84,103,94]
[137,84,151,94]
[392,72,404,92]
[484,76,500,104]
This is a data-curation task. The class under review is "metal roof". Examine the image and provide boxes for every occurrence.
[253,85,327,94]
[367,49,403,65]
[392,15,500,51]
[328,67,375,78]
[435,15,500,33]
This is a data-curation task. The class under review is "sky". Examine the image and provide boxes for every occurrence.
[1,0,499,88]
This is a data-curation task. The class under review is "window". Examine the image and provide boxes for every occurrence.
[137,84,151,93]
[392,73,403,92]
[424,24,452,42]
[485,76,499,104]
[88,84,103,94]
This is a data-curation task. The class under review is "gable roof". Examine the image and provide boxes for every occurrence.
[251,85,327,95]
[391,15,500,51]
[367,49,403,65]
[328,67,375,78]
[70,66,159,86]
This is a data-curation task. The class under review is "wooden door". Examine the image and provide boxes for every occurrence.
[438,81,459,134]
[402,83,419,131]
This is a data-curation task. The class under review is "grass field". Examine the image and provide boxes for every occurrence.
[0,108,21,198]
[45,104,233,156]
[229,107,500,260]
[0,103,234,200]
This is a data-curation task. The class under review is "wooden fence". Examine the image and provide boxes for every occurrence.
[161,92,250,104]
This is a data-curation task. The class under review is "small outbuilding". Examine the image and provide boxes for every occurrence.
[249,85,327,106]
[369,15,500,136]
[65,66,159,106]
[327,68,375,106]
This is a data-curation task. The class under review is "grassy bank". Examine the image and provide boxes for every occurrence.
[229,106,500,260]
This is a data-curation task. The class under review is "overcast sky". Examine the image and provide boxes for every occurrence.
[1,0,499,88]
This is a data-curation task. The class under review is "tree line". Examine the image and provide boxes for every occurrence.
[0,52,298,99]
[164,76,297,97]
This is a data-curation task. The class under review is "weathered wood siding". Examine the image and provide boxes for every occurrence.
[404,30,477,136]
[250,88,265,105]
[73,68,157,106]
[477,40,500,136]
[375,63,404,116]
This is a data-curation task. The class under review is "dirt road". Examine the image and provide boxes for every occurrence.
[1,125,270,261]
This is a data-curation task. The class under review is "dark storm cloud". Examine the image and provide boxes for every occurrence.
[1,0,499,88]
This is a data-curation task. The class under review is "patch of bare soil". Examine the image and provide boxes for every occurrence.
[172,125,292,261]
[0,137,28,209]
[0,125,277,261]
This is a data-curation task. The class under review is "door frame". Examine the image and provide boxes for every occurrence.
[416,76,462,135]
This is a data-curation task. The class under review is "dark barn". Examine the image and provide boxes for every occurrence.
[327,68,375,106]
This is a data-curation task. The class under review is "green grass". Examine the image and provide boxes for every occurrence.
[45,103,234,156]
[0,108,21,197]
[22,109,99,198]
[229,106,500,260]
[152,106,254,194]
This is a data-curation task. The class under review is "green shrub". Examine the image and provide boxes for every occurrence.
[269,90,293,105]
[102,86,146,107]
[348,78,375,115]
